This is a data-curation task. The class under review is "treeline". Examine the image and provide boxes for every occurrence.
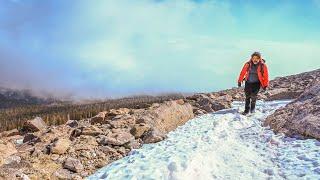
[0,94,184,132]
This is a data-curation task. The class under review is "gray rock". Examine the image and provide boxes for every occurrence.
[63,157,84,173]
[101,131,134,146]
[66,120,78,128]
[142,129,166,144]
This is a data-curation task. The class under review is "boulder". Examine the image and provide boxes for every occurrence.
[101,131,134,146]
[130,123,151,138]
[211,101,231,111]
[176,99,185,105]
[23,117,47,132]
[109,115,136,129]
[0,129,20,137]
[65,120,78,128]
[134,100,194,134]
[91,111,108,124]
[0,141,17,166]
[264,79,320,139]
[50,138,71,155]
[124,139,142,149]
[23,133,41,143]
[81,126,103,136]
[142,129,166,144]
[108,108,131,117]
[52,169,74,180]
[197,96,213,107]
[63,157,84,173]
[201,104,214,113]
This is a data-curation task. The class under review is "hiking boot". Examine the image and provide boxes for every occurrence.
[242,111,249,115]
[250,109,256,113]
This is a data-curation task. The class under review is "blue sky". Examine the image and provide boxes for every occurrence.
[0,0,319,99]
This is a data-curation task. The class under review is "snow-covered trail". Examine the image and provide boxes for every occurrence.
[88,100,320,180]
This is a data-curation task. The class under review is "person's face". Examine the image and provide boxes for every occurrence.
[251,56,260,64]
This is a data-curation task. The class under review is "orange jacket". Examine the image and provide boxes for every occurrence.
[238,60,269,88]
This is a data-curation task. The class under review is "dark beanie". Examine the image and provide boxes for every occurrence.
[251,51,261,58]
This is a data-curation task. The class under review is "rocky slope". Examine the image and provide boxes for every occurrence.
[187,69,320,116]
[264,78,320,139]
[0,100,193,179]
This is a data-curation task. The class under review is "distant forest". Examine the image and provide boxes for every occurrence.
[0,93,185,132]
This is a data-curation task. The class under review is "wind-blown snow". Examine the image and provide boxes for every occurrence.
[88,100,320,180]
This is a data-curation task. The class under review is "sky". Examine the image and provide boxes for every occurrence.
[0,0,320,99]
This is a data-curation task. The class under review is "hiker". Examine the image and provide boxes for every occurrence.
[237,52,269,115]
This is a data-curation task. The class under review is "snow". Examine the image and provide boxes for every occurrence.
[88,100,320,180]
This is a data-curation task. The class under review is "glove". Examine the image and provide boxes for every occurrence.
[238,82,241,87]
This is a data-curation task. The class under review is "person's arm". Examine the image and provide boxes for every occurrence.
[263,64,269,88]
[238,63,249,86]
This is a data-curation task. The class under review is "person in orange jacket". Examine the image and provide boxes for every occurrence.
[238,52,269,115]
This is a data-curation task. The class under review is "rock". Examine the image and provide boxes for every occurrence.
[66,120,78,128]
[176,99,185,105]
[81,126,103,136]
[186,93,207,101]
[211,101,230,111]
[0,141,17,166]
[4,155,21,165]
[130,123,151,138]
[134,100,194,134]
[52,169,74,180]
[197,96,212,107]
[201,104,214,113]
[124,139,142,149]
[51,138,71,154]
[194,109,205,116]
[265,78,320,139]
[109,115,136,128]
[63,157,84,173]
[91,111,108,124]
[0,129,20,137]
[23,133,41,143]
[99,146,119,156]
[70,128,82,137]
[22,117,47,132]
[101,132,134,146]
[265,88,291,100]
[135,117,149,124]
[108,108,131,117]
[73,135,98,151]
[0,168,30,180]
[216,94,233,102]
[142,129,166,144]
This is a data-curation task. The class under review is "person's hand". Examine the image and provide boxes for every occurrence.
[262,87,267,91]
[238,82,241,87]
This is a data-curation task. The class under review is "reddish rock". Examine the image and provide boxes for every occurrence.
[63,157,84,173]
[23,117,47,132]
[91,111,108,124]
[81,126,103,136]
[130,123,151,138]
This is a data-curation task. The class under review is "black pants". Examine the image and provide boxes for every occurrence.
[244,82,260,112]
